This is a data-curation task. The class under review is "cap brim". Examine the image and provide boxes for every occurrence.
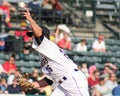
[26,31,33,37]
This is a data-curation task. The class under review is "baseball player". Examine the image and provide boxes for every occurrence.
[23,8,90,96]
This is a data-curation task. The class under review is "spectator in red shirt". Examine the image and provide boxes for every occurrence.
[15,22,32,43]
[57,32,72,50]
[88,70,100,88]
[2,54,17,75]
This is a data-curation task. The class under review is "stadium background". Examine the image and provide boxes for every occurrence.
[0,0,120,96]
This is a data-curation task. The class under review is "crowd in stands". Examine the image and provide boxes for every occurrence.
[0,53,120,96]
[0,54,52,95]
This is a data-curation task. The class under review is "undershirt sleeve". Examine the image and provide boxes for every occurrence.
[35,33,44,45]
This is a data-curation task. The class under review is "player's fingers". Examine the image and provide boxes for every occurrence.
[24,7,29,12]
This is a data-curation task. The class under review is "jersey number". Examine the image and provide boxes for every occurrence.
[45,65,53,74]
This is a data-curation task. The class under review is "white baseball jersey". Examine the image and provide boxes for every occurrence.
[32,37,90,96]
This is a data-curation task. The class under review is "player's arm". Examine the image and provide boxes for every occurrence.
[33,77,53,88]
[23,8,42,38]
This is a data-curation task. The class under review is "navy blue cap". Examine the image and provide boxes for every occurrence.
[40,25,50,36]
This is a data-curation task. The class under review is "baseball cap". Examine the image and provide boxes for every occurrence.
[26,25,50,38]
[57,24,70,33]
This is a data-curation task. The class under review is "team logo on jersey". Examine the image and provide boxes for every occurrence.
[40,57,48,67]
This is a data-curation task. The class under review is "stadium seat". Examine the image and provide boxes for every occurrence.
[29,54,37,61]
[3,54,9,60]
[73,55,86,64]
[20,67,29,73]
[17,60,25,67]
[71,38,80,44]
[23,55,30,61]
[114,51,120,58]
[15,54,20,60]
[28,61,37,67]
[95,63,104,70]
[0,59,4,64]
[92,56,102,63]
[109,57,117,63]
[0,53,4,59]
[34,55,40,61]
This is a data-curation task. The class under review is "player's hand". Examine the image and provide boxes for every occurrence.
[32,82,40,89]
[23,8,33,22]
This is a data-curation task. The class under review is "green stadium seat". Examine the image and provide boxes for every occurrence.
[71,38,80,44]
[28,61,37,67]
[29,54,36,60]
[92,57,102,63]
[34,61,40,68]
[109,57,117,63]
[15,54,20,60]
[34,55,40,61]
[17,60,25,67]
[85,57,95,64]
[20,67,28,73]
[116,59,120,64]
[23,55,30,61]
[0,53,4,59]
[114,51,120,58]
[3,54,9,60]
[95,63,104,70]
[73,55,86,64]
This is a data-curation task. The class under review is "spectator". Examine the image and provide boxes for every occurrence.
[101,63,118,81]
[57,32,72,50]
[92,34,106,52]
[88,65,97,77]
[42,0,54,10]
[54,24,70,43]
[15,21,32,43]
[52,0,63,16]
[28,0,41,18]
[0,64,6,74]
[105,73,118,96]
[74,39,87,52]
[29,69,39,82]
[112,77,120,96]
[0,39,5,51]
[50,32,55,42]
[0,0,17,28]
[15,21,32,54]
[0,64,7,79]
[88,69,100,88]
[81,63,89,77]
[5,78,22,94]
[92,76,109,96]
[0,78,7,93]
[25,69,43,95]
[0,34,8,51]
[0,0,16,12]
[103,63,118,75]
[2,54,17,75]
[7,69,21,85]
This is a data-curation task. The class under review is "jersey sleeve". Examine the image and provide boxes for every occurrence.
[32,37,73,65]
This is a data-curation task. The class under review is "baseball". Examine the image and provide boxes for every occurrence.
[18,2,25,8]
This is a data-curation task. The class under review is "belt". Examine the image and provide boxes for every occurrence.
[58,69,79,84]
